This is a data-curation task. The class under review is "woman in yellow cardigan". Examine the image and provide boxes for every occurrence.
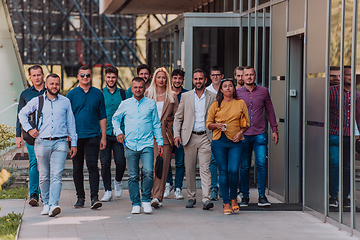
[206,78,250,215]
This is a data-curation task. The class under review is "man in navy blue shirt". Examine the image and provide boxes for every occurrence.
[164,69,188,200]
[67,66,107,209]
[16,65,46,207]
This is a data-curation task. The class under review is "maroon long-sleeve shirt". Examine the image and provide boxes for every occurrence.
[236,85,278,136]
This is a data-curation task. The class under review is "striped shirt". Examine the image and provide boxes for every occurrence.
[329,85,360,136]
[236,85,278,136]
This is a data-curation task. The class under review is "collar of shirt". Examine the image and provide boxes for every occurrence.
[103,86,118,95]
[206,84,217,94]
[242,84,258,92]
[193,88,206,100]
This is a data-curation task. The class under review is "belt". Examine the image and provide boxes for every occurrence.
[41,136,67,141]
[192,131,206,135]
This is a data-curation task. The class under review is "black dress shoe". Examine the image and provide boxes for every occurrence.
[203,200,214,210]
[74,198,85,208]
[29,193,39,206]
[91,198,102,209]
[186,199,196,208]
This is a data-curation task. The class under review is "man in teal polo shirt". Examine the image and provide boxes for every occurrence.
[126,64,152,98]
[100,66,127,202]
[67,66,107,210]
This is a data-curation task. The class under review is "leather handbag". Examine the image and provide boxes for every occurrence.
[155,154,163,179]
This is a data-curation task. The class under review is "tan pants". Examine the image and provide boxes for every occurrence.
[183,133,212,203]
[152,142,172,202]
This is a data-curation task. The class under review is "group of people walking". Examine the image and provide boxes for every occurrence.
[16,63,278,217]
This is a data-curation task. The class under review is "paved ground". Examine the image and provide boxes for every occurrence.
[12,189,357,240]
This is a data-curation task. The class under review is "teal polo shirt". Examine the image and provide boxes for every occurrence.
[67,86,106,139]
[103,86,125,136]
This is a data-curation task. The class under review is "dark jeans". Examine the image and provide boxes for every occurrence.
[72,136,100,200]
[166,144,185,189]
[211,133,242,204]
[100,135,126,191]
[240,132,268,198]
[329,134,350,199]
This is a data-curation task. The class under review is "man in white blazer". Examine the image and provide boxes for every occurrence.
[173,69,216,210]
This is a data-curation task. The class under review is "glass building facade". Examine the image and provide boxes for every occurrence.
[146,0,360,236]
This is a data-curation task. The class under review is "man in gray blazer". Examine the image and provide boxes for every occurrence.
[173,69,216,210]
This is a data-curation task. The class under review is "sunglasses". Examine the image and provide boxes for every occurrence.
[80,73,91,78]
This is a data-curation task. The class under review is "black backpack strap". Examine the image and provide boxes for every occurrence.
[120,89,126,101]
[36,95,44,129]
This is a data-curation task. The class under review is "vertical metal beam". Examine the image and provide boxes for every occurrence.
[267,3,273,195]
[324,0,332,220]
[261,9,266,87]
[247,0,251,65]
[239,0,243,66]
[339,0,345,226]
[254,0,258,84]
[350,0,358,233]
[284,0,289,203]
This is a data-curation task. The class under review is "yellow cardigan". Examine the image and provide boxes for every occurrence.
[206,99,250,140]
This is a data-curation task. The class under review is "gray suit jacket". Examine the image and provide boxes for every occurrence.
[173,89,216,146]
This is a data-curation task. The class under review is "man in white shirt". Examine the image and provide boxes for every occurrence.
[205,66,224,201]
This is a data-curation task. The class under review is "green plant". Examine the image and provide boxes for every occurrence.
[0,212,23,240]
[0,187,27,199]
[0,124,15,152]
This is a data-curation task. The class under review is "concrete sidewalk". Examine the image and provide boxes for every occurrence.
[16,189,357,240]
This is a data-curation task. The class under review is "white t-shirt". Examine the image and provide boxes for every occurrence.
[156,101,164,119]
[206,84,217,94]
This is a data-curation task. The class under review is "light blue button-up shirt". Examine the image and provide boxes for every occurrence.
[18,92,78,147]
[112,96,163,151]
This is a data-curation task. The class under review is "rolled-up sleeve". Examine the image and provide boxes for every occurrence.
[152,101,163,146]
[66,100,78,147]
[18,97,38,133]
[112,102,125,136]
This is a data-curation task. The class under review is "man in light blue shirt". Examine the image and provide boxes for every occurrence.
[113,77,163,214]
[19,74,77,217]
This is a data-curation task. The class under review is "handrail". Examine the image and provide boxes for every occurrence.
[0,103,18,115]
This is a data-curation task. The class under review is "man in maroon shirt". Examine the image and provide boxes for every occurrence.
[328,66,360,208]
[236,66,279,207]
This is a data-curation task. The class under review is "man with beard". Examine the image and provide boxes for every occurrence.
[126,64,152,98]
[112,77,163,214]
[67,66,107,210]
[234,66,244,89]
[100,66,127,202]
[16,65,46,207]
[164,69,188,199]
[19,74,77,217]
[173,69,216,210]
[236,66,279,207]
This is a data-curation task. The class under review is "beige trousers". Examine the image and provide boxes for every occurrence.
[151,142,172,202]
[183,133,212,203]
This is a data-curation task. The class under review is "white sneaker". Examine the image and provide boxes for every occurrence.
[174,188,184,199]
[236,193,242,204]
[142,202,152,213]
[114,180,122,198]
[163,183,174,198]
[131,205,141,214]
[49,205,61,217]
[41,205,49,215]
[101,190,113,202]
[159,202,163,207]
[150,198,160,209]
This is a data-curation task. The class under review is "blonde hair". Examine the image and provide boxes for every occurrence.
[146,67,175,103]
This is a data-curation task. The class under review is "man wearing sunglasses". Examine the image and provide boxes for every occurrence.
[67,66,107,210]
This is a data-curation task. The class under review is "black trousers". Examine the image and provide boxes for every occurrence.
[72,136,100,200]
[100,135,126,191]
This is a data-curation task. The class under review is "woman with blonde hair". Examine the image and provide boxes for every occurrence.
[146,67,178,209]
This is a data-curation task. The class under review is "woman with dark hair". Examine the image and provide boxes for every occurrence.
[206,78,250,215]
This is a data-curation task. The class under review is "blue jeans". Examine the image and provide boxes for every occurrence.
[100,135,126,191]
[166,144,185,189]
[26,142,40,196]
[124,147,154,206]
[211,133,242,204]
[35,138,67,207]
[329,134,350,199]
[240,132,268,198]
[210,154,218,190]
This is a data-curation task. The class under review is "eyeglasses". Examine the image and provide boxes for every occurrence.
[80,73,91,78]
[211,74,221,77]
